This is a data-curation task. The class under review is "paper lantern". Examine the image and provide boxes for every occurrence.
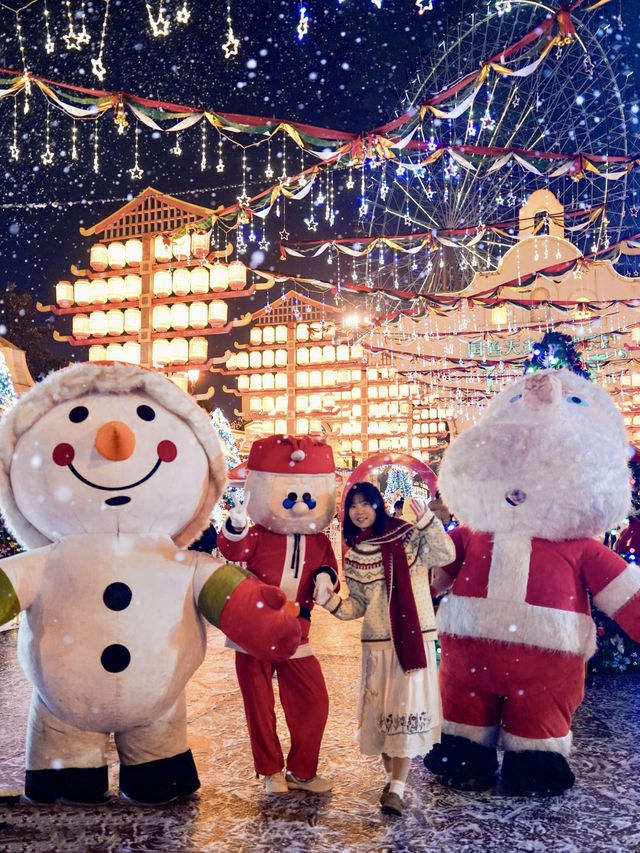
[310,370,322,387]
[322,345,335,363]
[262,326,275,345]
[152,338,171,365]
[170,337,189,365]
[296,418,309,434]
[123,308,141,334]
[263,396,275,412]
[336,344,350,361]
[191,230,211,259]
[249,397,261,413]
[309,394,322,410]
[190,266,209,294]
[74,279,91,305]
[296,372,309,388]
[124,275,142,301]
[208,300,228,328]
[275,373,287,389]
[262,373,275,390]
[106,310,124,336]
[122,341,141,364]
[106,343,124,361]
[154,236,172,262]
[491,305,508,326]
[170,303,189,330]
[209,264,229,292]
[275,419,287,433]
[351,344,364,360]
[236,352,249,370]
[309,346,322,364]
[89,311,107,337]
[310,419,322,434]
[275,349,287,367]
[172,234,191,260]
[296,395,309,412]
[324,394,336,408]
[88,345,107,361]
[262,350,275,369]
[250,374,262,390]
[153,270,172,297]
[107,242,126,269]
[107,276,125,302]
[275,325,288,344]
[169,373,189,393]
[227,260,247,290]
[152,305,171,331]
[296,323,309,342]
[55,281,74,308]
[249,351,262,369]
[90,244,108,272]
[250,328,262,346]
[189,302,208,329]
[73,314,90,339]
[237,375,250,391]
[172,268,191,296]
[226,353,237,370]
[297,348,309,365]
[90,279,108,305]
[323,370,336,385]
[124,239,142,266]
[189,337,208,364]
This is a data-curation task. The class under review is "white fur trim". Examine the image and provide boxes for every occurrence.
[227,637,313,659]
[592,563,640,617]
[442,720,500,747]
[222,525,249,542]
[487,533,532,602]
[415,508,434,529]
[437,594,597,659]
[0,363,226,548]
[501,730,573,757]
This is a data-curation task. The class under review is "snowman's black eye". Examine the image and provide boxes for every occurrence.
[136,405,156,421]
[69,406,89,423]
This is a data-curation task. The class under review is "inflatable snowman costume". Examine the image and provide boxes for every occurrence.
[425,368,640,795]
[0,362,300,805]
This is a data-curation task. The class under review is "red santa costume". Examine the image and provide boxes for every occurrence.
[217,435,338,790]
[424,368,640,795]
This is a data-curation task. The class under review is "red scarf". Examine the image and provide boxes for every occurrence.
[355,518,427,673]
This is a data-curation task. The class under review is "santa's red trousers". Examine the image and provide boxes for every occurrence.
[439,636,585,743]
[235,650,329,778]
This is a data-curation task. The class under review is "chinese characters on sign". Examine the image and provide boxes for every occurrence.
[466,334,629,367]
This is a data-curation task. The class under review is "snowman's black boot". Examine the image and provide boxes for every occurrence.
[25,766,110,804]
[118,749,200,805]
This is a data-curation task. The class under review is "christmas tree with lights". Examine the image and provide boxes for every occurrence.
[523,331,590,379]
[210,408,243,526]
[0,351,17,411]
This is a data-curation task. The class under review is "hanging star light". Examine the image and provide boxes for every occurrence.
[146,1,171,36]
[222,0,239,58]
[297,6,309,41]
[62,0,81,50]
[76,0,91,45]
[91,0,110,81]
[43,3,55,54]
[176,2,191,24]
[415,0,433,12]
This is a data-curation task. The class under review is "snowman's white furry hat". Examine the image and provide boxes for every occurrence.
[0,361,226,548]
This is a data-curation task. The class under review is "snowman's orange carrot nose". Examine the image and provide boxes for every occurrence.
[95,420,136,461]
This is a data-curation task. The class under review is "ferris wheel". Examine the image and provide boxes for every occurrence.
[365,0,631,297]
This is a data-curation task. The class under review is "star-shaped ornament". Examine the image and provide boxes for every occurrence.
[62,30,82,50]
[41,147,54,165]
[129,165,144,180]
[222,28,240,58]
[91,56,106,81]
[279,229,290,241]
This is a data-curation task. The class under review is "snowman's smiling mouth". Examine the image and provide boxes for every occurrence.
[67,457,163,493]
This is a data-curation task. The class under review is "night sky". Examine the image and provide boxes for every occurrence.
[0,0,639,400]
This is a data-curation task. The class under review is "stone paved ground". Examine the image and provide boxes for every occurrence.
[2,609,640,853]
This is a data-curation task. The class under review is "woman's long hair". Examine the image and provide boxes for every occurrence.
[342,481,392,546]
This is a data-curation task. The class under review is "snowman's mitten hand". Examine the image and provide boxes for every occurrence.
[0,568,20,626]
[198,565,301,662]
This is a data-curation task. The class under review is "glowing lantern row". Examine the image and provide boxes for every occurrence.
[234,350,287,370]
[89,241,143,273]
[152,268,217,298]
[69,276,142,307]
[237,372,288,392]
[295,322,336,342]
[250,325,289,346]
[151,302,220,331]
[296,344,363,365]
[89,342,141,364]
[208,260,247,292]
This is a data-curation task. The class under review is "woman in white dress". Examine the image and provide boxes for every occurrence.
[314,482,455,815]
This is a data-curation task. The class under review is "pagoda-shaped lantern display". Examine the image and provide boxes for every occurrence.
[214,290,451,468]
[41,187,256,394]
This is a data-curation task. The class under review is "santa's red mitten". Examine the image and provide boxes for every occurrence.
[198,564,301,661]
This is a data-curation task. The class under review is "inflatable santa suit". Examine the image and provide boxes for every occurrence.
[0,363,300,805]
[217,434,338,794]
[425,368,640,795]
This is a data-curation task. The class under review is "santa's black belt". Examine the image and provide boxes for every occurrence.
[299,607,311,620]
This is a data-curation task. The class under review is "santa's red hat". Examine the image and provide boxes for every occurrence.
[229,435,334,480]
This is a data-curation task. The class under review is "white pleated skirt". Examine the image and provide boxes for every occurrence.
[355,638,442,758]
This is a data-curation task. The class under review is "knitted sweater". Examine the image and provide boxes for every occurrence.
[323,511,455,643]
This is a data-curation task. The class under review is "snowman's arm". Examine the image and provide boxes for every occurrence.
[0,546,51,624]
[585,540,640,642]
[193,555,301,662]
